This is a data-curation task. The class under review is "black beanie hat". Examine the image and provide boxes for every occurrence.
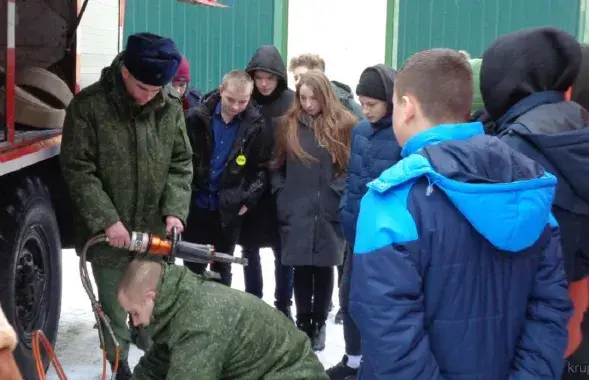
[123,32,182,87]
[356,68,387,101]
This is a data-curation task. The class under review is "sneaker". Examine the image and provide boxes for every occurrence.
[326,355,358,380]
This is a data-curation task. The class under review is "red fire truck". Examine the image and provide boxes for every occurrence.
[0,0,228,377]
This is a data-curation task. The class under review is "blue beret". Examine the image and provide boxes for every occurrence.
[123,32,182,86]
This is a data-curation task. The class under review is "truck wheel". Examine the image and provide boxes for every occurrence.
[0,177,62,379]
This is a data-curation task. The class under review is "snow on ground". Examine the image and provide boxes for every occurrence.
[47,247,344,380]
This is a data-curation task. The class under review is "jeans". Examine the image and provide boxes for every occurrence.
[242,245,293,308]
[339,244,361,355]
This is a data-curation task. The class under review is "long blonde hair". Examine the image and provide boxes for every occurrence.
[273,69,357,176]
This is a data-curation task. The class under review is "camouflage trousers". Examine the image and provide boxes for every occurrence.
[91,264,152,362]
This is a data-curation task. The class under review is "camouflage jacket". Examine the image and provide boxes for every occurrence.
[132,265,328,380]
[60,55,193,268]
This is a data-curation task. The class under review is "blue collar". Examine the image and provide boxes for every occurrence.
[401,122,485,157]
[497,91,564,129]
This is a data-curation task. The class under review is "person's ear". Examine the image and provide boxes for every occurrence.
[402,94,417,126]
[145,291,156,302]
[121,65,130,80]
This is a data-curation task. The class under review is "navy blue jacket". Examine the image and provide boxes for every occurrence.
[183,85,203,111]
[350,122,572,380]
[495,91,589,282]
[340,116,401,246]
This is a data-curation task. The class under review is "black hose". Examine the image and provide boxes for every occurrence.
[79,234,119,380]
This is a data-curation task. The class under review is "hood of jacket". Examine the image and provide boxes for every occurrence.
[480,27,581,121]
[246,45,288,104]
[150,264,192,338]
[572,43,589,110]
[469,58,484,115]
[496,91,589,209]
[374,122,557,253]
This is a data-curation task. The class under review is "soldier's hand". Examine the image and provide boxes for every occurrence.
[105,221,131,249]
[165,216,184,236]
[238,205,248,216]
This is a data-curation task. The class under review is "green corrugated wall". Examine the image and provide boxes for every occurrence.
[123,0,286,92]
[392,0,581,67]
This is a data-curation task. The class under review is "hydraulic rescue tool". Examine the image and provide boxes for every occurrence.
[34,228,247,380]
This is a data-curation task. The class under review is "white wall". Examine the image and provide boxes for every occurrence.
[287,0,388,96]
[77,0,120,89]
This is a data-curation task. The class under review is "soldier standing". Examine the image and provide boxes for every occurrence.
[60,32,193,380]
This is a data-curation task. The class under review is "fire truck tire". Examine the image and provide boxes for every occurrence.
[0,66,69,129]
[16,67,73,108]
[0,176,62,379]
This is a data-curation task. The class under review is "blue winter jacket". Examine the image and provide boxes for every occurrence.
[349,122,572,380]
[340,116,401,246]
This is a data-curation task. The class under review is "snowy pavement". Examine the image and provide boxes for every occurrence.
[47,247,344,379]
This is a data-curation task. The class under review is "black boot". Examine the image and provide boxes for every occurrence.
[311,320,326,351]
[110,359,132,380]
[276,304,294,322]
[334,308,344,324]
[296,315,313,339]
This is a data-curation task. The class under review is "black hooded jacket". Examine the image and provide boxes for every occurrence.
[481,26,589,282]
[240,45,295,248]
[572,43,589,111]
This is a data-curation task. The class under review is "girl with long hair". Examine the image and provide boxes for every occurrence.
[271,69,357,351]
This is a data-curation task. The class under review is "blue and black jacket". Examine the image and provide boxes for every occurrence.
[350,122,572,380]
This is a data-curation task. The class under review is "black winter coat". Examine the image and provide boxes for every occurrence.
[185,91,270,229]
[271,119,345,267]
[240,45,295,248]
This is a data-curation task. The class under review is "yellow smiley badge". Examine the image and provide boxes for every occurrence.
[236,154,247,166]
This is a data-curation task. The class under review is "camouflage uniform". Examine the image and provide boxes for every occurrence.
[132,264,328,380]
[60,54,193,362]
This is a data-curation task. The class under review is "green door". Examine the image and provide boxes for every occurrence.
[124,0,286,92]
[393,0,581,67]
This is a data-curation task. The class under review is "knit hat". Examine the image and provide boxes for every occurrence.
[123,32,182,86]
[173,56,191,83]
[356,68,387,101]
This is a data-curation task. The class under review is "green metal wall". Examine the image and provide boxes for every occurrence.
[123,0,280,92]
[395,0,581,67]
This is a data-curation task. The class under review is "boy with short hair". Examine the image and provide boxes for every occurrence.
[184,70,269,287]
[118,259,328,380]
[326,64,400,380]
[350,48,571,379]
